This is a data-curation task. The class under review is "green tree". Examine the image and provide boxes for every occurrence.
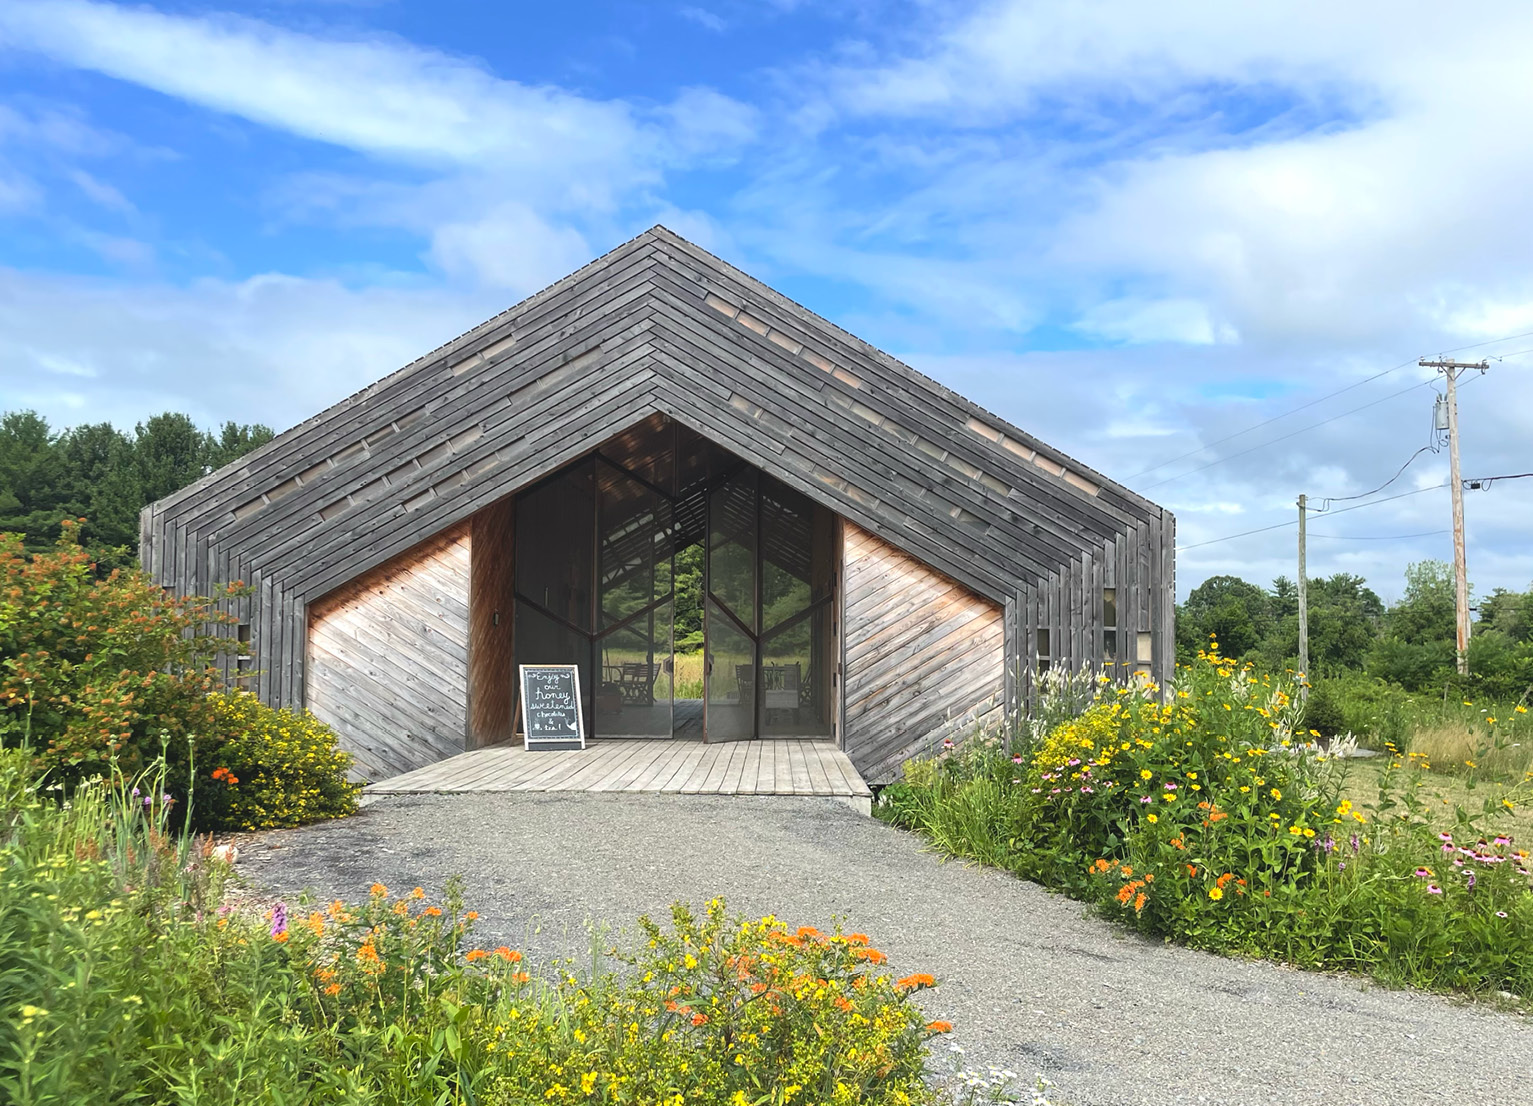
[1178,575,1270,659]
[0,412,69,550]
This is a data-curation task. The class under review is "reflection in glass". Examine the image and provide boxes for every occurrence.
[598,461,668,629]
[515,464,594,632]
[595,602,672,737]
[513,600,593,726]
[708,467,756,630]
[760,607,833,738]
[705,598,755,741]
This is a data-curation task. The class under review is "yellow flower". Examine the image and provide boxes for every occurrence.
[1270,788,1282,801]
[580,1073,597,1095]
[1208,887,1223,901]
[1147,813,1158,823]
[1140,769,1153,780]
[1303,828,1316,838]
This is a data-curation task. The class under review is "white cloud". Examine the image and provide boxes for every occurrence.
[0,266,506,432]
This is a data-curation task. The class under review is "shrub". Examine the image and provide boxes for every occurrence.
[0,525,236,791]
[1299,682,1346,740]
[195,690,359,831]
[882,645,1533,1000]
[0,750,973,1105]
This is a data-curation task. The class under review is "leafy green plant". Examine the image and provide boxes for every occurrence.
[882,642,1533,1001]
[0,749,1000,1105]
[0,524,238,793]
[195,690,359,831]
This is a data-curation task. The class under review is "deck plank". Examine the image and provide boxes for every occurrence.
[362,739,871,802]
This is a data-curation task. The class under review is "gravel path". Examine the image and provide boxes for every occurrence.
[238,793,1531,1106]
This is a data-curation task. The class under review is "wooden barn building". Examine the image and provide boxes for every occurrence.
[141,227,1175,787]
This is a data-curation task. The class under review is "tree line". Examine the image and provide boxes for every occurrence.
[1177,562,1533,700]
[0,410,274,567]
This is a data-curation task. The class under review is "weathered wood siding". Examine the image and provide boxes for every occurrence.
[843,523,1005,783]
[306,524,470,781]
[141,226,1176,737]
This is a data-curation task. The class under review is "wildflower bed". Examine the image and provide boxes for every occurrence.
[881,647,1533,1000]
[0,750,1047,1105]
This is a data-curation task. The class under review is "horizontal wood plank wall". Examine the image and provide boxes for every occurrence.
[842,522,1005,783]
[306,524,471,781]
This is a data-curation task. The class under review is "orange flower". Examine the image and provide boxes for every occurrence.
[494,947,523,963]
[843,933,870,946]
[464,911,479,921]
[853,947,887,965]
[926,1021,954,1033]
[411,887,425,900]
[796,926,822,940]
[424,906,443,917]
[324,983,342,996]
[1133,892,1147,913]
[272,931,289,943]
[691,1012,709,1026]
[511,971,530,984]
[1187,864,1197,877]
[392,901,409,916]
[896,973,937,991]
[465,949,488,962]
[369,884,388,898]
[834,996,854,1012]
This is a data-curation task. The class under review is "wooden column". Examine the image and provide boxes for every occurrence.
[468,496,517,748]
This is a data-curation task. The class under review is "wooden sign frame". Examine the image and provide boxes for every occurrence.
[518,664,586,751]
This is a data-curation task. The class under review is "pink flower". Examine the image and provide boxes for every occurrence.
[1438,832,1453,843]
[1494,836,1511,846]
[1414,868,1431,879]
[1426,884,1443,895]
[1140,796,1152,804]
[1164,782,1178,790]
[1496,911,1509,918]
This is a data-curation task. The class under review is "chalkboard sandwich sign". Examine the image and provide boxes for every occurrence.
[518,664,586,751]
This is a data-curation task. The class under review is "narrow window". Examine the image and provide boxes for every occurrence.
[1036,627,1051,674]
[1102,588,1118,664]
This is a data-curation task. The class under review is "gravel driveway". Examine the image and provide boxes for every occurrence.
[238,793,1531,1106]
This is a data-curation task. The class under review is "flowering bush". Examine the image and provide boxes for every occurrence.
[0,524,237,790]
[196,690,358,831]
[882,642,1533,999]
[0,750,998,1105]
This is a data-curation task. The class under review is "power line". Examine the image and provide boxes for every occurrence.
[1126,326,1533,486]
[1315,443,1437,509]
[1122,358,1417,482]
[1178,482,1448,552]
[1308,529,1449,540]
[1140,379,1432,492]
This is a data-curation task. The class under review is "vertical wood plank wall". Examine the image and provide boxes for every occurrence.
[842,523,1005,783]
[306,524,471,781]
[468,498,517,748]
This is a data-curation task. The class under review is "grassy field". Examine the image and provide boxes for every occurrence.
[1340,755,1532,840]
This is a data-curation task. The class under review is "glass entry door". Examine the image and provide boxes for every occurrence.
[703,467,835,743]
[511,416,834,743]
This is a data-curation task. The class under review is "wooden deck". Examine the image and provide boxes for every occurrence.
[364,739,873,812]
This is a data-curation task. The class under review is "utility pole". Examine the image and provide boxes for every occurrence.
[1296,492,1308,690]
[1420,358,1488,676]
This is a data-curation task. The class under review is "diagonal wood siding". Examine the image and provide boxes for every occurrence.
[842,523,1005,783]
[306,524,470,781]
[142,226,1176,743]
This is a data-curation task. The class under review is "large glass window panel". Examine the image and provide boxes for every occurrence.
[595,606,671,737]
[759,478,833,634]
[705,598,755,742]
[515,463,594,633]
[760,606,833,738]
[514,600,593,730]
[708,467,756,631]
[598,461,669,630]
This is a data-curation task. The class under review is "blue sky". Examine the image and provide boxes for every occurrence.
[2,0,1532,601]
